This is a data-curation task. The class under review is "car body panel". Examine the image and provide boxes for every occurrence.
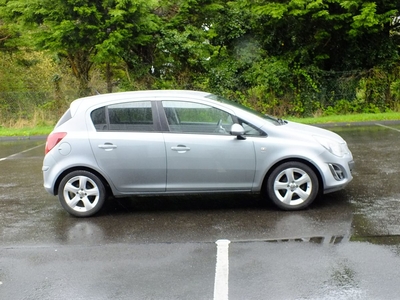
[89,131,167,192]
[163,133,256,191]
[43,132,102,194]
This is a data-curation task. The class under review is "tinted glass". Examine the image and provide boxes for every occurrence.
[206,94,282,125]
[108,101,154,132]
[91,102,154,132]
[239,119,266,136]
[162,101,233,134]
[91,107,107,131]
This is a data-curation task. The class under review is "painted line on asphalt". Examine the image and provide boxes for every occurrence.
[214,239,231,300]
[375,123,400,132]
[0,144,44,162]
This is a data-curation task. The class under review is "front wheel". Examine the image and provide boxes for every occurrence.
[58,170,106,217]
[267,162,319,210]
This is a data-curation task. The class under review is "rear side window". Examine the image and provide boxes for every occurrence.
[91,101,154,132]
[91,107,107,130]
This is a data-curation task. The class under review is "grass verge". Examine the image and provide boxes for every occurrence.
[285,112,400,124]
[0,125,54,137]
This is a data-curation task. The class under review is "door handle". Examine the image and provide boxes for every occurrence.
[171,145,190,153]
[98,143,117,151]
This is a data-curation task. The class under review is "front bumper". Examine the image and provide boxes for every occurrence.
[323,159,354,194]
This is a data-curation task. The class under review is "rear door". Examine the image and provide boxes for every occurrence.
[89,101,166,193]
[161,100,256,191]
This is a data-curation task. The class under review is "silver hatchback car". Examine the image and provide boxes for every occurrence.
[43,90,354,217]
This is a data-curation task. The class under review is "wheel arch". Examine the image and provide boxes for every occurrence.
[261,158,324,196]
[53,167,113,196]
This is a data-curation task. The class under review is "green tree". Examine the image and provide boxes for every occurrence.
[204,0,400,115]
[93,0,159,92]
[0,0,159,96]
[250,0,399,70]
[152,0,223,89]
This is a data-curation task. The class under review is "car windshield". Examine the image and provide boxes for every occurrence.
[206,94,284,125]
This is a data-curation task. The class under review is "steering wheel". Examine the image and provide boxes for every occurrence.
[214,119,226,133]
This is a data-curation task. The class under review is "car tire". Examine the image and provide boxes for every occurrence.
[58,170,106,217]
[267,162,319,210]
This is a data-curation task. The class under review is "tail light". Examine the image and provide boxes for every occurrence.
[45,132,67,154]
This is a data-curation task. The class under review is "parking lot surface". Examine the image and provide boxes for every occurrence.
[1,123,400,299]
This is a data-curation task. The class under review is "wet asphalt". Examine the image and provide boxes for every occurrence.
[1,123,400,299]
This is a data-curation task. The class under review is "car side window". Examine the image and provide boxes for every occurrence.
[239,119,266,136]
[91,101,154,132]
[162,101,234,134]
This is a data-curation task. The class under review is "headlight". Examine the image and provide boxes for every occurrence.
[314,136,347,157]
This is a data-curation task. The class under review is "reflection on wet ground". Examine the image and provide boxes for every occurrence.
[1,124,400,248]
[263,235,347,244]
[334,124,400,244]
[230,239,400,300]
[0,137,45,159]
[2,125,400,299]
[1,124,400,247]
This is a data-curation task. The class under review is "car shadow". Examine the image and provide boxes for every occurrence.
[98,190,349,217]
[100,193,272,216]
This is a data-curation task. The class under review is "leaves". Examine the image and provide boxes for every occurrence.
[0,0,399,118]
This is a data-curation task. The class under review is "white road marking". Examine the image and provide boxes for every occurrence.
[375,123,400,132]
[213,239,231,300]
[0,144,44,162]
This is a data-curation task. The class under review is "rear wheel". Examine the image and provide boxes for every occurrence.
[267,162,319,210]
[58,170,106,217]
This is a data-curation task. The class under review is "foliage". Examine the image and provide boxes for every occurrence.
[0,0,399,126]
[250,0,399,70]
[0,0,159,96]
[0,51,58,121]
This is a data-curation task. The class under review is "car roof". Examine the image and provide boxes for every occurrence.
[70,90,214,116]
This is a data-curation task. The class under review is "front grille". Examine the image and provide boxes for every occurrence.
[328,163,345,181]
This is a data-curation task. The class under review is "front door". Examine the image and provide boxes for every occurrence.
[161,100,256,191]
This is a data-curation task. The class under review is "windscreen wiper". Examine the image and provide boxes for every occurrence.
[277,118,287,125]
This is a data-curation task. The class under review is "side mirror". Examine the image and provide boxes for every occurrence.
[230,123,246,140]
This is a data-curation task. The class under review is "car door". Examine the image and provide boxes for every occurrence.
[89,101,166,193]
[161,100,256,191]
